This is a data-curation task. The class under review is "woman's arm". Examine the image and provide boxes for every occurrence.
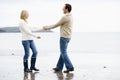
[31,27,43,32]
[19,22,37,38]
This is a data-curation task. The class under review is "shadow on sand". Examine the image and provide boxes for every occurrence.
[23,71,74,80]
[54,71,74,80]
[23,72,39,80]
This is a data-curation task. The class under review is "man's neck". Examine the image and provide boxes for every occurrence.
[65,12,70,14]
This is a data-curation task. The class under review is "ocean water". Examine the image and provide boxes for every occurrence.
[0,32,120,56]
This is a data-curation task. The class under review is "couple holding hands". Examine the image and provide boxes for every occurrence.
[19,3,74,73]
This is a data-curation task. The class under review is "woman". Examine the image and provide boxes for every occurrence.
[19,10,41,72]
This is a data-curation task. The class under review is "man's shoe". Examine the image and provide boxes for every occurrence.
[64,68,74,73]
[53,68,61,72]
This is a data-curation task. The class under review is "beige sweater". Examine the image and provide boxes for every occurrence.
[47,13,73,38]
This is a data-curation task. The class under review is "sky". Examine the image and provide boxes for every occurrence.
[0,0,120,32]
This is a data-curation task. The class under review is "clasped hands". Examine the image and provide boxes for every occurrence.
[43,26,48,30]
[36,26,49,39]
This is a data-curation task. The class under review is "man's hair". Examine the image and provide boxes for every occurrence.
[65,3,72,12]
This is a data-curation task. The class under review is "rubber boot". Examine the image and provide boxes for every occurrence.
[30,58,39,71]
[23,60,32,72]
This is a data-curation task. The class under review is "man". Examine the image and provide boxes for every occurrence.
[43,3,74,73]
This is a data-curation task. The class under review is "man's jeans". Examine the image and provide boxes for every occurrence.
[56,37,73,70]
[22,40,38,60]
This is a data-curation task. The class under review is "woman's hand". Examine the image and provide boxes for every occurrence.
[37,36,41,39]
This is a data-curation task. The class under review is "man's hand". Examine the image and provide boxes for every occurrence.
[43,26,48,30]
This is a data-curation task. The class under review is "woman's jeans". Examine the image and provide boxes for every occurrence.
[56,37,73,70]
[22,40,38,60]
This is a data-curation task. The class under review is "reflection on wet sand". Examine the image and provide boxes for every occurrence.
[54,71,74,80]
[23,72,39,80]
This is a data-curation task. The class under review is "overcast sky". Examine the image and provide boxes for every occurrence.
[0,0,120,32]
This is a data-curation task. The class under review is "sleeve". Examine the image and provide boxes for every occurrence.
[31,27,43,32]
[19,22,37,38]
[47,16,67,30]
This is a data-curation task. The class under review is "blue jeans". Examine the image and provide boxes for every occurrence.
[56,37,73,70]
[22,40,38,60]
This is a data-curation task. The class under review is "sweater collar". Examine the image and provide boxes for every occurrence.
[65,13,71,16]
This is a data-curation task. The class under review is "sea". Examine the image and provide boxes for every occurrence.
[0,32,120,56]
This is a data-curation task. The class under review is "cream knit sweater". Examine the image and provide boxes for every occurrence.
[19,20,41,40]
[47,13,73,38]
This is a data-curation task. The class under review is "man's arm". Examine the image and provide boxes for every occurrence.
[43,16,66,30]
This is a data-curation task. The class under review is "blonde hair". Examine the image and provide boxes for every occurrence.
[20,10,28,20]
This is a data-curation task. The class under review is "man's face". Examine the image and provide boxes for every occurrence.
[63,5,67,14]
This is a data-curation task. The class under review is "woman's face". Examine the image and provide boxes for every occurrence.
[25,11,29,19]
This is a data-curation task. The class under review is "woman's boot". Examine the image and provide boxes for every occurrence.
[23,60,32,72]
[30,58,39,71]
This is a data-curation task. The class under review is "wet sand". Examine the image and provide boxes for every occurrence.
[0,53,120,80]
